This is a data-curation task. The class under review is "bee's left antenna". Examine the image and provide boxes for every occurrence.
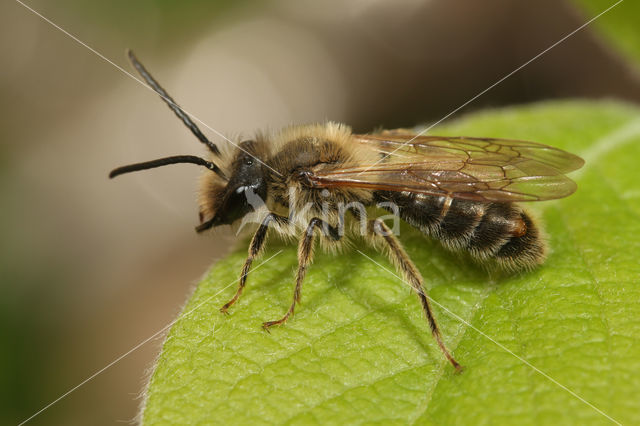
[127,49,221,156]
[109,155,226,179]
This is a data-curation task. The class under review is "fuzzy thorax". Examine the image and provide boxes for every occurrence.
[198,122,375,229]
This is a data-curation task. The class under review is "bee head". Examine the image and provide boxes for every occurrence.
[109,51,271,234]
[196,140,268,232]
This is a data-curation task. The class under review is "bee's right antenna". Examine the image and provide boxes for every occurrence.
[127,49,221,156]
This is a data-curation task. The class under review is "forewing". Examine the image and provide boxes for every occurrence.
[355,134,585,173]
[306,134,584,202]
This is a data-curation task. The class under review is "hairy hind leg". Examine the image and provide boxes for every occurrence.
[368,218,462,372]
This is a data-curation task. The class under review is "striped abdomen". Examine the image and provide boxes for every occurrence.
[375,191,545,271]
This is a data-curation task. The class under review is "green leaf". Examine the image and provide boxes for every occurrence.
[571,0,640,71]
[142,101,640,425]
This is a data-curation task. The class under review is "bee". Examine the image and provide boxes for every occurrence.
[111,51,584,371]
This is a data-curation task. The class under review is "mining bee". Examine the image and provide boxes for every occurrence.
[110,51,584,371]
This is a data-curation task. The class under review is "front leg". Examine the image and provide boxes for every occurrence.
[220,213,287,314]
[263,217,340,330]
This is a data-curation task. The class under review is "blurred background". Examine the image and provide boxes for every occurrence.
[1,0,639,424]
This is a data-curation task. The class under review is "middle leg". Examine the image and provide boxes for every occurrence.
[263,217,340,330]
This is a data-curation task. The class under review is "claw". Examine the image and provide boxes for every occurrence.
[262,319,285,331]
[452,360,464,374]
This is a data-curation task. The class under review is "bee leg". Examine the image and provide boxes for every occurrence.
[263,217,340,330]
[220,213,287,314]
[368,218,462,372]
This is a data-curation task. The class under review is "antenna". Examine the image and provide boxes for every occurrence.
[127,49,221,156]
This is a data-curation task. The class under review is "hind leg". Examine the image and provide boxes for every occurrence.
[368,218,462,371]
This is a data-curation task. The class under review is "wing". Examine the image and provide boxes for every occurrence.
[306,134,585,202]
